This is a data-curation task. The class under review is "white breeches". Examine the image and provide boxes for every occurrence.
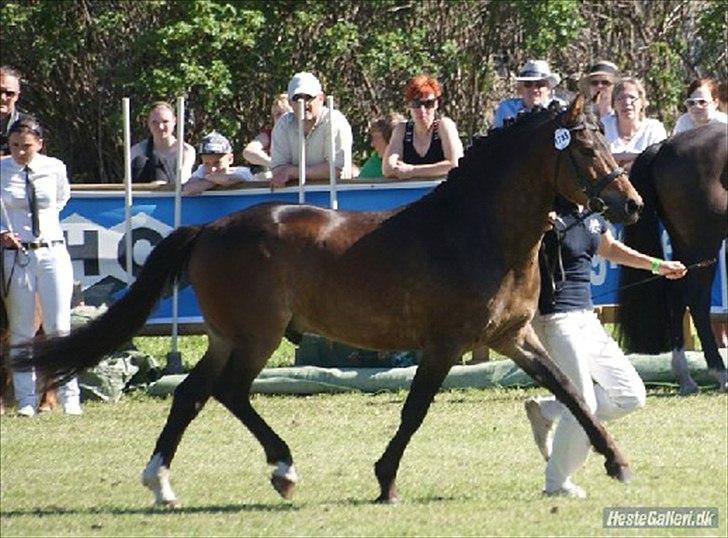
[532,309,646,490]
[3,245,79,409]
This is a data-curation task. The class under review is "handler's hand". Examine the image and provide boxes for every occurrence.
[0,231,21,249]
[658,260,688,280]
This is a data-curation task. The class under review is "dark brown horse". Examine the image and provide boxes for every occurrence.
[618,123,727,393]
[13,96,643,506]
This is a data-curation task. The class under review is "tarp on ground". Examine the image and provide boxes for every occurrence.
[147,351,723,396]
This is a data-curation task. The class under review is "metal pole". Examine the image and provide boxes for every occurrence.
[165,96,185,374]
[298,99,306,204]
[327,95,338,210]
[122,98,133,282]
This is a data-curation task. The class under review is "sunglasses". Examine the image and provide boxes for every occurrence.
[590,79,613,87]
[410,98,438,110]
[522,80,549,89]
[684,97,709,107]
[616,95,640,104]
[292,94,317,103]
[0,89,18,97]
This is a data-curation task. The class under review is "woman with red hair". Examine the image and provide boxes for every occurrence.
[382,75,463,179]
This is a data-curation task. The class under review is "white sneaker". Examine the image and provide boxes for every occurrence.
[525,398,555,461]
[63,403,83,416]
[17,405,36,417]
[544,480,587,498]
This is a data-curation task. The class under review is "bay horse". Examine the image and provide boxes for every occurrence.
[12,96,643,506]
[617,123,727,394]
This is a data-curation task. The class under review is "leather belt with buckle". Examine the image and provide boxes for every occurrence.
[5,240,65,251]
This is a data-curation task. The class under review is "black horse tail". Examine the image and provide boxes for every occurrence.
[617,143,672,353]
[11,225,204,387]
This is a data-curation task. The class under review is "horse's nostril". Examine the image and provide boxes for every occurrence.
[625,199,642,216]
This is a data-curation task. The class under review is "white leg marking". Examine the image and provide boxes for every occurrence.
[273,461,300,483]
[141,453,178,505]
[671,348,699,395]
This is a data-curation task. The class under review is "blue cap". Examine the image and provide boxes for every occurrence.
[198,131,232,154]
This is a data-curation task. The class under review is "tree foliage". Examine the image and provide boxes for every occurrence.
[0,0,723,182]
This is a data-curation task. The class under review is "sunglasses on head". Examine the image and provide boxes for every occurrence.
[684,97,709,107]
[522,80,549,89]
[292,94,316,103]
[409,98,437,109]
[590,79,613,87]
[1,89,18,97]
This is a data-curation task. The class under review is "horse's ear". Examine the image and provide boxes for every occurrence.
[563,94,585,125]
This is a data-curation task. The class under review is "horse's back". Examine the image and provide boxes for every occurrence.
[653,124,727,254]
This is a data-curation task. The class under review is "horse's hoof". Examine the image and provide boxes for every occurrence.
[270,475,296,500]
[605,460,633,483]
[155,498,181,509]
[678,382,700,396]
[374,493,400,505]
[708,369,728,393]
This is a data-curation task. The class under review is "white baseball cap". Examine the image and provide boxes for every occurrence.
[287,72,323,100]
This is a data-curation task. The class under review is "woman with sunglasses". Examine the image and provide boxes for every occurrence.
[493,60,566,128]
[672,78,727,135]
[382,75,463,180]
[578,61,620,120]
[0,119,82,416]
[602,77,666,172]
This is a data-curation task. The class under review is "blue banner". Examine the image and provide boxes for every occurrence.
[60,182,727,324]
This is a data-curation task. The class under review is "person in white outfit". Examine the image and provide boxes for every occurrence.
[524,197,687,497]
[0,118,82,416]
[672,78,727,135]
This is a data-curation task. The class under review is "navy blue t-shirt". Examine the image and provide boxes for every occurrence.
[538,201,608,315]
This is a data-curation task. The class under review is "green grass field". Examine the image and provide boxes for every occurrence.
[1,384,726,537]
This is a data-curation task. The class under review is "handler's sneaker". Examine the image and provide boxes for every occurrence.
[544,480,587,498]
[525,397,555,461]
[17,405,36,417]
[63,403,83,416]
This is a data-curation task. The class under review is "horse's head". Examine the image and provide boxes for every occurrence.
[552,95,643,224]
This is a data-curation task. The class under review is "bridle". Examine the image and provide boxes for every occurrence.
[555,121,625,214]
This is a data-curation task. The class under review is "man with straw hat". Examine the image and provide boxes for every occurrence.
[493,59,566,128]
[579,60,620,120]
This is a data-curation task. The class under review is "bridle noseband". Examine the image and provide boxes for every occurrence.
[556,122,625,214]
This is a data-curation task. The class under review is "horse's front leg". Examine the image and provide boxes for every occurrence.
[374,344,459,504]
[504,326,631,482]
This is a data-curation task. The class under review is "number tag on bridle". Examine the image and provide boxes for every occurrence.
[554,128,571,150]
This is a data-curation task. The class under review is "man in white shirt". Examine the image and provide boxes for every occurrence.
[270,72,353,188]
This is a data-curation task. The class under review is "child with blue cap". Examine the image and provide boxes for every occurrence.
[183,131,254,195]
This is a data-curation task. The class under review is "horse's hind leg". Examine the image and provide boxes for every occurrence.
[505,326,631,483]
[666,282,699,394]
[374,345,458,503]
[685,273,728,392]
[141,337,230,507]
[213,339,298,500]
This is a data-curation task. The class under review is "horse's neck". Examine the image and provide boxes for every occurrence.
[456,141,557,265]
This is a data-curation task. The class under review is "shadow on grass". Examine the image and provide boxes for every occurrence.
[1,494,461,517]
[1,503,300,518]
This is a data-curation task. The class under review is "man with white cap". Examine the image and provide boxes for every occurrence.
[493,60,566,128]
[270,72,353,188]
